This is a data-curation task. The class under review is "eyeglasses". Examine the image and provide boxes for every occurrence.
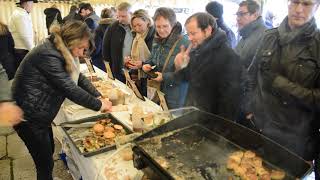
[289,0,317,7]
[235,11,250,17]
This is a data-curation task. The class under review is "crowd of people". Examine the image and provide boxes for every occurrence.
[0,0,319,179]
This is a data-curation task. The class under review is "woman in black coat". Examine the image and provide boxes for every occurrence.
[0,21,16,80]
[12,21,112,180]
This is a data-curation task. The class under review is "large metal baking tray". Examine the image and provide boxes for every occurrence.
[132,110,312,179]
[61,113,133,157]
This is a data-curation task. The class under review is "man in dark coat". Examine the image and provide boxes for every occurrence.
[102,2,133,82]
[174,12,241,121]
[235,0,266,69]
[244,0,320,162]
[44,4,62,35]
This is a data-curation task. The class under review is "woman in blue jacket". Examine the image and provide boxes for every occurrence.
[142,7,189,109]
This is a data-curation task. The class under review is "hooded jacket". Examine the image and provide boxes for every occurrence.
[174,29,241,120]
[245,17,320,160]
[12,35,102,128]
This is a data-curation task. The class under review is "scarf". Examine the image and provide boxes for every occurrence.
[131,29,151,62]
[278,17,317,46]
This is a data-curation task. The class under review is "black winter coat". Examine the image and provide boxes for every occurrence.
[91,18,115,72]
[102,21,131,82]
[0,30,16,79]
[44,8,63,34]
[174,29,242,120]
[245,17,320,160]
[12,39,102,128]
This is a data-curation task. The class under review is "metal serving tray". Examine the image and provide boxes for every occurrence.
[132,110,312,179]
[61,113,133,157]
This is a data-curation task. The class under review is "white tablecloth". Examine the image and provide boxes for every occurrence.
[53,65,162,180]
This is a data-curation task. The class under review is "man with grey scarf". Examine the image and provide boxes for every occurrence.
[243,0,320,167]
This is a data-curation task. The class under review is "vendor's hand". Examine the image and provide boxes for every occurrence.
[142,64,152,72]
[100,99,112,112]
[174,44,191,71]
[0,102,23,127]
[152,72,163,82]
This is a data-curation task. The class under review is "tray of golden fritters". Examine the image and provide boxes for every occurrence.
[61,114,133,157]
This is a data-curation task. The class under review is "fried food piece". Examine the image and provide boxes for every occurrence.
[244,172,258,180]
[252,157,263,167]
[104,126,115,132]
[234,165,247,177]
[229,151,244,164]
[113,124,123,130]
[270,170,286,180]
[240,158,254,169]
[244,150,256,159]
[227,159,239,170]
[257,167,269,176]
[93,123,105,133]
[103,131,116,139]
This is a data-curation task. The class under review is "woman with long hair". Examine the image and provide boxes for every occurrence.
[125,9,155,96]
[12,21,112,180]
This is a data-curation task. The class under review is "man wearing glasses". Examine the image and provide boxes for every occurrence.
[244,0,320,174]
[235,0,267,69]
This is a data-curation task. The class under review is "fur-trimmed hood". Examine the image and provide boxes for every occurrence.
[48,34,74,73]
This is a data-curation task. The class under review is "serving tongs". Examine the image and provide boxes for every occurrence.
[55,121,96,128]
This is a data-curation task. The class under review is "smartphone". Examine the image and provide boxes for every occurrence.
[145,71,158,78]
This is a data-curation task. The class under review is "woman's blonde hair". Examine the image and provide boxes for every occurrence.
[0,21,9,36]
[131,9,153,27]
[49,21,94,73]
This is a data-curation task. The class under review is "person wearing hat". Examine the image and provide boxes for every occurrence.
[206,1,236,48]
[8,0,37,72]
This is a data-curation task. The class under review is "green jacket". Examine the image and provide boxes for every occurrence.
[145,22,189,108]
[245,17,320,160]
